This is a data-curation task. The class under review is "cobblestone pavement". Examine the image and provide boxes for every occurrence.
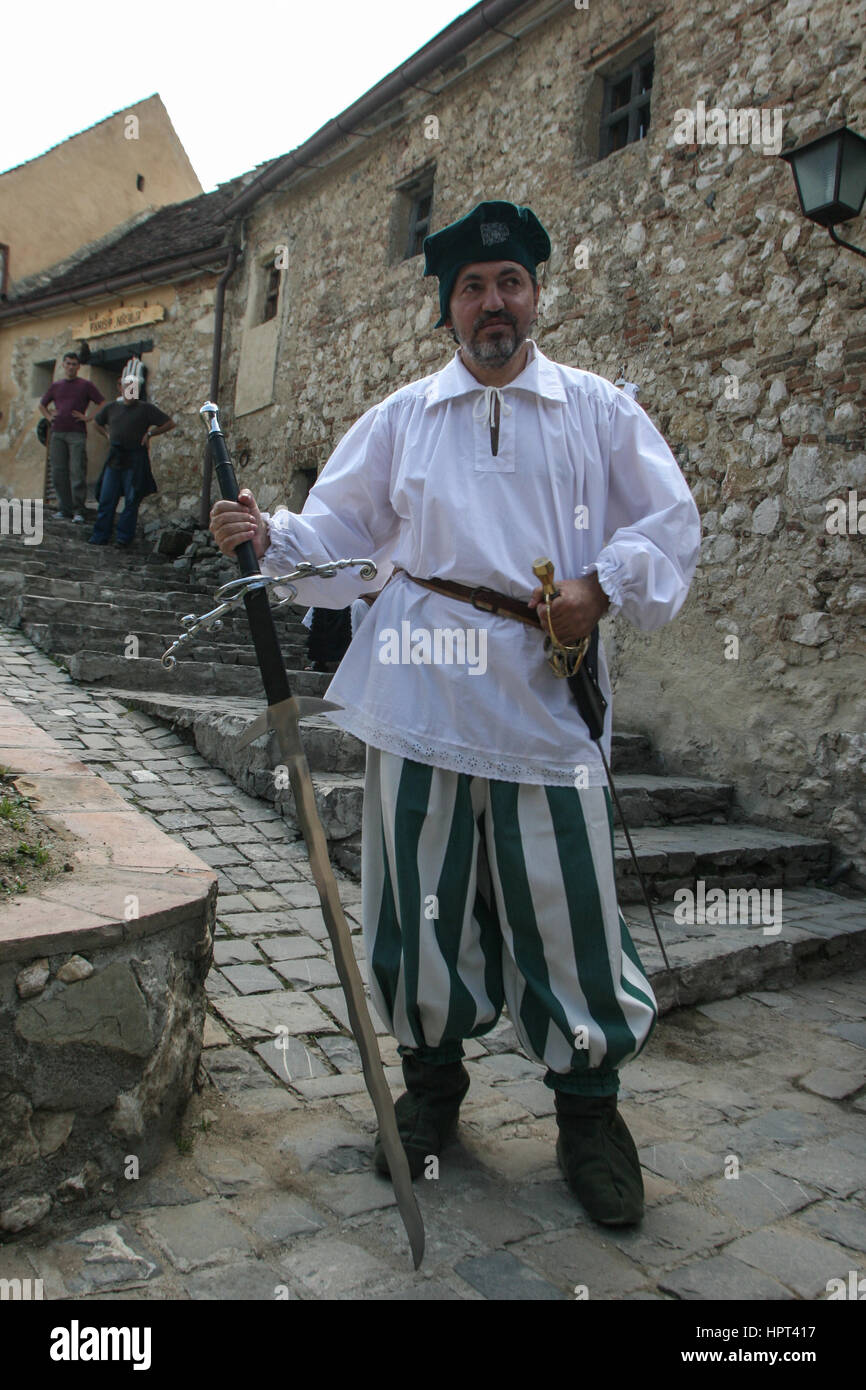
[1,626,865,1301]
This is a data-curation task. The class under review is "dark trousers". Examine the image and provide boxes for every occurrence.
[91,465,140,543]
[49,430,88,514]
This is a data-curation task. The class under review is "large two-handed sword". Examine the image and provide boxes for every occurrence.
[163,402,424,1268]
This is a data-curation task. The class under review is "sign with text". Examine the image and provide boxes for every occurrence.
[72,302,164,339]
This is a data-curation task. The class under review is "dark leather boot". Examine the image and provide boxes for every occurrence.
[554,1092,644,1225]
[374,1054,470,1179]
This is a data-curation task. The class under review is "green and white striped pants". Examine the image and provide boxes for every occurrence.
[361,749,658,1096]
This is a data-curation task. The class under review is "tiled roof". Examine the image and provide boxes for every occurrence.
[6,177,248,308]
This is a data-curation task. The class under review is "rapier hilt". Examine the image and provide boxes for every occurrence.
[531,555,589,678]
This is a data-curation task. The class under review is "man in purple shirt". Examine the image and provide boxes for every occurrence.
[39,353,104,522]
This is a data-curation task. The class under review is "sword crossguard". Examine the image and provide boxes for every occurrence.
[160,558,378,668]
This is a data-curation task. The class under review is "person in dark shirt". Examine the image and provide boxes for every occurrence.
[89,377,175,546]
[39,353,105,522]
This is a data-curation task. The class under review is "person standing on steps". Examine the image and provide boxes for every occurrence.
[209,200,701,1228]
[89,376,175,547]
[39,352,105,523]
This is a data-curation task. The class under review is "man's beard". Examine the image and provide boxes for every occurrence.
[459,313,526,368]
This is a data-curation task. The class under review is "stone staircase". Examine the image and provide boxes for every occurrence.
[0,512,844,912]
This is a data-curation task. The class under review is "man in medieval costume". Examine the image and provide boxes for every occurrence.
[211,200,701,1226]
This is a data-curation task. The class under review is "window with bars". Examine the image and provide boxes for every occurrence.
[599,50,654,158]
[405,186,434,259]
[261,265,281,323]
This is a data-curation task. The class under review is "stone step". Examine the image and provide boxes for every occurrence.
[109,692,664,784]
[612,822,832,902]
[0,551,201,589]
[330,821,833,900]
[17,620,308,666]
[15,574,309,634]
[19,621,285,666]
[6,593,307,647]
[0,538,181,571]
[66,654,331,698]
[5,572,221,607]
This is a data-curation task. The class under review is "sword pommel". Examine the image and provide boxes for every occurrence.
[200,401,222,435]
[532,556,558,601]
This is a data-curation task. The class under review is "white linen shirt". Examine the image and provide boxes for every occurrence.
[259,340,701,786]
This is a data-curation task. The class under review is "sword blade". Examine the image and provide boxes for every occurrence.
[266,697,425,1270]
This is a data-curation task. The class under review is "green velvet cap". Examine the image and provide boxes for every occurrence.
[423,200,551,327]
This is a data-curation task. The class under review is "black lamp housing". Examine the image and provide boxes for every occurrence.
[781,125,866,227]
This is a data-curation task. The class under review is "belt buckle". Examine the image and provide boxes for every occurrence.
[470,586,497,614]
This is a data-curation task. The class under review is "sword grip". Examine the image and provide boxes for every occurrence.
[206,425,260,579]
[202,402,290,704]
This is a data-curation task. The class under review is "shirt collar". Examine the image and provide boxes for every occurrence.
[423,338,567,408]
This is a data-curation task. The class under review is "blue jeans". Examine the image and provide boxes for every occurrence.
[91,466,140,543]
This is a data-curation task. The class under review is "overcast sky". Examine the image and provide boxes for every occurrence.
[0,0,476,190]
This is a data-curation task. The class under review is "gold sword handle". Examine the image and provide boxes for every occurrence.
[533,556,565,649]
[532,556,590,677]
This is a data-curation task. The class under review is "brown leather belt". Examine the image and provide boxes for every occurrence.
[393,566,543,629]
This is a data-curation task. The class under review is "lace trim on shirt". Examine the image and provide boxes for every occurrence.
[330,708,608,787]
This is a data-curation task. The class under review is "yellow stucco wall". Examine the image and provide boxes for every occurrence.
[0,95,202,285]
[0,287,178,500]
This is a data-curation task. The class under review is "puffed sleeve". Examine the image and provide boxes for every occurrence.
[259,401,399,607]
[583,392,702,631]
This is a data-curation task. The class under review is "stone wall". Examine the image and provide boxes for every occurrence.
[0,697,216,1238]
[213,0,865,881]
[1,921,213,1238]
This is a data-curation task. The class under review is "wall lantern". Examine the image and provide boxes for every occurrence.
[780,126,866,259]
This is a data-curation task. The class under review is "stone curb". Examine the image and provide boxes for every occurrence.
[0,693,217,962]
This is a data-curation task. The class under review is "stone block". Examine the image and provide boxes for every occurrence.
[318,1172,398,1217]
[705,1166,816,1229]
[16,961,154,1055]
[220,963,284,994]
[211,990,336,1040]
[454,1251,566,1300]
[240,1195,327,1243]
[271,957,340,989]
[510,1233,646,1298]
[143,1201,253,1272]
[444,1194,541,1248]
[724,1227,855,1299]
[800,1200,866,1254]
[185,1259,286,1300]
[202,1046,278,1095]
[606,1200,729,1267]
[15,960,49,998]
[659,1253,794,1301]
[258,935,325,961]
[194,1144,269,1197]
[279,1235,392,1298]
[254,1035,329,1082]
[734,1108,830,1147]
[638,1142,722,1184]
[799,1067,865,1100]
[60,1223,161,1294]
[212,939,262,967]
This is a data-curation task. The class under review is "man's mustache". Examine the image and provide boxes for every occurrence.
[474,313,517,331]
